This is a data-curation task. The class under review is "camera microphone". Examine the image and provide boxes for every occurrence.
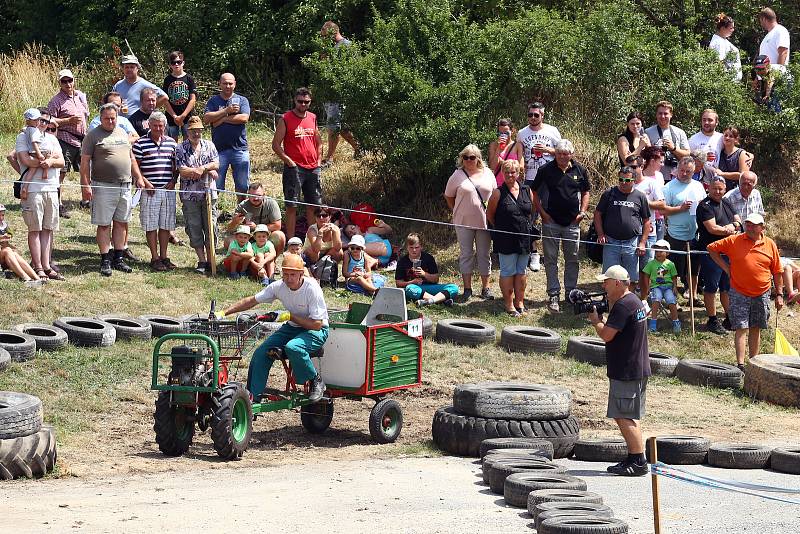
[568,288,585,304]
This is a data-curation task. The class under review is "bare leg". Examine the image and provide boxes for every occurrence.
[614,418,644,454]
[748,327,761,359]
[668,304,679,320]
[2,249,35,281]
[146,230,158,261]
[158,229,170,260]
[194,246,207,263]
[480,274,490,291]
[111,222,127,250]
[514,274,527,310]
[720,291,730,315]
[364,242,388,258]
[27,231,43,270]
[340,130,358,151]
[703,292,717,317]
[650,300,661,319]
[499,276,514,311]
[39,229,53,271]
[325,130,340,162]
[734,328,748,365]
[461,272,472,292]
[269,231,286,256]
[97,225,112,254]
[285,206,297,240]
[305,206,316,229]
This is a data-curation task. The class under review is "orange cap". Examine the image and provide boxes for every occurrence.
[282,253,305,272]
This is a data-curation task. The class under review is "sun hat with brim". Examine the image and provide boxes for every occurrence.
[595,265,630,282]
[0,204,6,212]
[253,224,270,235]
[653,239,671,251]
[58,69,74,80]
[186,116,204,130]
[287,237,303,247]
[281,253,305,272]
[348,234,366,249]
[120,54,139,65]
[234,225,251,235]
[745,213,765,225]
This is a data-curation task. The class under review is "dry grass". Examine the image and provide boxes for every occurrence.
[0,45,63,132]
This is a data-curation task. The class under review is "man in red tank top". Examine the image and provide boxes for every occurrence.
[272,87,322,239]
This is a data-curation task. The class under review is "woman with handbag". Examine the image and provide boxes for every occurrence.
[444,144,497,300]
[486,160,533,316]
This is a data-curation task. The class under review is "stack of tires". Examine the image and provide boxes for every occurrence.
[432,382,580,458]
[0,391,57,480]
[744,354,800,408]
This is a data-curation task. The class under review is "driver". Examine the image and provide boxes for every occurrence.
[223,253,329,402]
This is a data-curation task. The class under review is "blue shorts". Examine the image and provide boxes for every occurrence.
[701,253,730,293]
[365,234,392,264]
[498,253,528,277]
[649,286,676,305]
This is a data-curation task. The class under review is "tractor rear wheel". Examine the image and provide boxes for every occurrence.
[369,399,403,443]
[153,391,195,456]
[210,383,252,460]
[300,400,334,434]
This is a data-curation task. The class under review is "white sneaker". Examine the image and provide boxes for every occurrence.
[528,252,541,272]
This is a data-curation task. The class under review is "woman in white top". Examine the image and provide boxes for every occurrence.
[709,13,742,81]
[641,146,666,241]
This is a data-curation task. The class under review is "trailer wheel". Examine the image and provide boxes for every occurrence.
[300,400,334,434]
[369,399,403,443]
[211,383,252,460]
[153,391,195,456]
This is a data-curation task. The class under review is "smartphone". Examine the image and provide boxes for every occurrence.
[412,259,421,269]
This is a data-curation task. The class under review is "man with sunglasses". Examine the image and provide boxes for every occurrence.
[47,68,89,219]
[516,102,562,186]
[272,87,323,241]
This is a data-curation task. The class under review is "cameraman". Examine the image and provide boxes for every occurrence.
[588,265,651,477]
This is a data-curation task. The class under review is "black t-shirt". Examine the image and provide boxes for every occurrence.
[605,292,650,380]
[162,73,197,126]
[696,196,737,249]
[529,159,591,227]
[129,109,150,136]
[395,251,438,282]
[596,187,651,240]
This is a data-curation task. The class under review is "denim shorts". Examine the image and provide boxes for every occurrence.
[498,253,528,277]
[701,253,730,293]
[649,286,676,305]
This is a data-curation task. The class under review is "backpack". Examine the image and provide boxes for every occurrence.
[585,222,603,264]
[311,255,339,289]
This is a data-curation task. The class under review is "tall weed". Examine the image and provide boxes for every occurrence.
[0,44,62,133]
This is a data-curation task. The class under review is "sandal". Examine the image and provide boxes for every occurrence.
[45,269,65,281]
[506,309,521,318]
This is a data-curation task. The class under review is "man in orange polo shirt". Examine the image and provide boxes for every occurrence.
[707,213,783,371]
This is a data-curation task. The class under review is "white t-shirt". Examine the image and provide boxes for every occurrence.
[688,131,724,167]
[254,277,329,327]
[645,124,689,178]
[760,24,791,72]
[709,34,742,81]
[634,177,664,237]
[15,132,62,193]
[517,124,562,182]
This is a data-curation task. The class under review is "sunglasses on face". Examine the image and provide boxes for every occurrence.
[296,99,311,105]
[171,60,183,65]
[38,118,49,124]
[349,246,363,251]
[462,155,477,161]
[46,127,57,132]
[619,177,634,183]
[528,112,542,118]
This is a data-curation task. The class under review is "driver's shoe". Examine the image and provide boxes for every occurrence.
[309,373,326,402]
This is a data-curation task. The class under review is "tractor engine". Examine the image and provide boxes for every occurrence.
[168,345,213,388]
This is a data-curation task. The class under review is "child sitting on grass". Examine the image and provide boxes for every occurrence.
[343,234,385,296]
[223,225,253,279]
[249,224,276,286]
[640,239,680,333]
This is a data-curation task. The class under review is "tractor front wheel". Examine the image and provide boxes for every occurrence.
[369,398,403,444]
[210,383,253,460]
[300,400,334,434]
[153,391,195,456]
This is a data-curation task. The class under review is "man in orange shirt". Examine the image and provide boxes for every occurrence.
[707,213,783,371]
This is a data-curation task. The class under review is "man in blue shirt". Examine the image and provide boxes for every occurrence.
[113,55,167,119]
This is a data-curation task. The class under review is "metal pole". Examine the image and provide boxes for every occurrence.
[686,243,695,336]
[206,191,217,276]
[649,437,662,534]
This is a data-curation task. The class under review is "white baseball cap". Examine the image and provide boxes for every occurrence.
[745,213,765,225]
[348,234,366,249]
[58,69,75,80]
[595,265,630,282]
[653,239,671,251]
[287,237,303,246]
[23,108,41,121]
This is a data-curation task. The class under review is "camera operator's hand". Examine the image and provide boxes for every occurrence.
[587,306,601,324]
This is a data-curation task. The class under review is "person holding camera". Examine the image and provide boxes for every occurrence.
[588,265,651,477]
[395,233,458,307]
[644,101,690,180]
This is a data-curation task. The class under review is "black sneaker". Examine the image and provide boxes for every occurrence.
[59,205,71,219]
[737,363,746,373]
[480,287,495,300]
[461,288,473,301]
[442,298,454,307]
[309,373,326,403]
[607,459,648,477]
[722,316,733,331]
[123,248,140,262]
[195,262,208,275]
[99,255,112,277]
[706,318,727,335]
[112,258,132,273]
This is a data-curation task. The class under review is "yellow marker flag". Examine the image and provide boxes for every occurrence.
[774,329,799,356]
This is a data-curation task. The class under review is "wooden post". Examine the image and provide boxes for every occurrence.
[649,437,662,534]
[686,242,695,336]
[206,191,217,276]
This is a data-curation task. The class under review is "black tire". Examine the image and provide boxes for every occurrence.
[485,459,568,493]
[0,424,57,480]
[479,437,555,460]
[645,435,710,465]
[539,516,629,534]
[53,317,116,348]
[369,398,403,443]
[0,348,9,371]
[504,472,587,507]
[528,489,604,517]
[300,400,334,434]
[0,391,43,439]
[675,359,743,389]
[573,438,628,462]
[139,315,186,338]
[649,351,679,377]
[534,501,614,522]
[0,330,37,362]
[707,442,772,469]
[770,447,800,474]
[422,315,434,338]
[153,391,195,456]
[536,507,615,531]
[565,336,606,366]
[454,382,571,421]
[11,323,68,352]
[210,383,253,460]
[431,406,580,458]
[481,454,550,484]
[96,315,152,341]
[744,354,800,408]
[434,319,496,346]
[499,326,561,354]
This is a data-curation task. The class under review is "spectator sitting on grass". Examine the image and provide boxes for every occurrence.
[640,240,680,333]
[343,234,386,296]
[0,204,46,287]
[225,182,285,255]
[780,256,800,305]
[342,219,394,267]
[304,206,344,264]
[249,224,276,286]
[223,225,253,279]
[395,233,457,307]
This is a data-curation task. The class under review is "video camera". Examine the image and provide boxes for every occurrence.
[568,288,609,315]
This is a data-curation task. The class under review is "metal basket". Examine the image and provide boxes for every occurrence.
[183,315,266,358]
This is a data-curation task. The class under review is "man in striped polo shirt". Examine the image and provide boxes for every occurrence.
[132,111,178,271]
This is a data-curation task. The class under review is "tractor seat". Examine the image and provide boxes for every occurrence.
[268,347,324,361]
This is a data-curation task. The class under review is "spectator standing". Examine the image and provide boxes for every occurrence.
[629,154,664,274]
[319,21,359,166]
[203,73,251,202]
[751,55,785,113]
[488,118,521,187]
[616,111,650,166]
[486,160,533,316]
[89,92,140,142]
[395,233,458,307]
[758,8,790,73]
[47,68,89,219]
[444,144,496,301]
[516,102,561,187]
[530,139,590,313]
[709,13,742,81]
[714,127,752,192]
[641,146,666,240]
[162,51,196,141]
[128,87,158,136]
[688,109,723,168]
[723,171,765,222]
[113,55,167,118]
[707,213,782,371]
[645,101,690,179]
[225,182,286,255]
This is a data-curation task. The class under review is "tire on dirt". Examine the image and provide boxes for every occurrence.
[770,447,800,474]
[649,352,679,377]
[533,501,614,522]
[96,315,152,341]
[565,336,606,366]
[153,391,195,456]
[645,435,710,465]
[481,454,550,484]
[675,359,742,389]
[454,382,571,421]
[369,398,403,443]
[503,472,587,508]
[485,459,568,493]
[0,348,9,372]
[499,326,561,354]
[538,516,629,534]
[707,442,772,469]
[211,382,253,460]
[479,437,555,460]
[0,391,43,439]
[0,330,37,362]
[53,317,116,347]
[434,319,496,346]
[301,400,335,434]
[139,315,186,338]
[744,354,800,408]
[422,315,434,338]
[573,438,628,463]
[536,507,615,531]
[0,424,57,480]
[11,324,68,352]
[431,406,580,458]
[528,489,604,517]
